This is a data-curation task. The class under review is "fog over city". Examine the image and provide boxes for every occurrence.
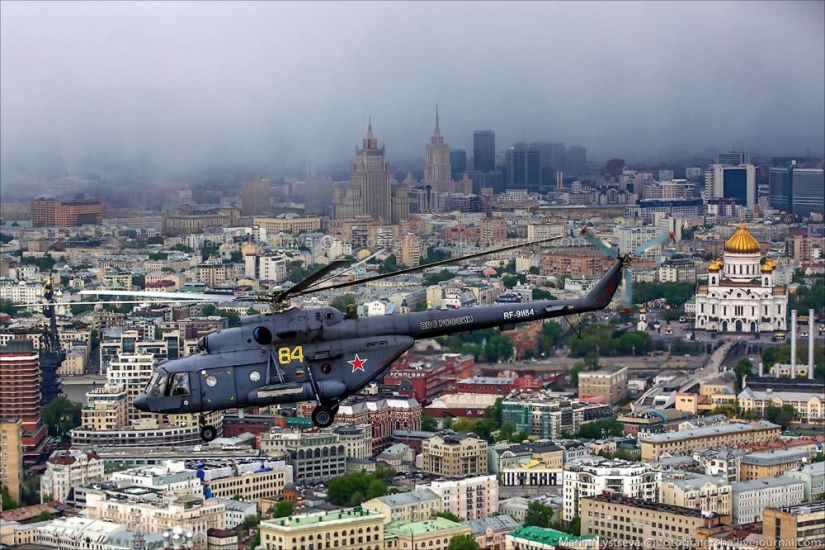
[1,1,823,183]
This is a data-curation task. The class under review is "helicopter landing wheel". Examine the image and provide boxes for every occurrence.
[311,405,335,428]
[332,404,340,414]
[200,425,218,442]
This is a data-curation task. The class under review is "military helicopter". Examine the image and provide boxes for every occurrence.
[73,235,629,442]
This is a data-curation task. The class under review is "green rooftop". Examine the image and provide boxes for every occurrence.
[386,517,464,536]
[509,526,597,546]
[262,507,381,529]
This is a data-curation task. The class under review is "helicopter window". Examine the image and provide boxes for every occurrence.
[147,371,169,398]
[168,373,190,396]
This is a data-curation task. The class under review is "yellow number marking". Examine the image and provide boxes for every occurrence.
[277,346,304,365]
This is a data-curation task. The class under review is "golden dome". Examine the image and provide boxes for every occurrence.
[708,258,723,272]
[639,307,646,314]
[761,259,776,273]
[724,224,761,254]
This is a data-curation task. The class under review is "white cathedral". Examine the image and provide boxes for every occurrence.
[694,225,788,334]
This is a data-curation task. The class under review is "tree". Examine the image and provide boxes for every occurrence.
[327,472,388,506]
[576,418,623,439]
[201,304,217,317]
[216,309,241,327]
[447,534,481,550]
[764,404,798,429]
[241,514,262,530]
[230,251,243,263]
[35,510,53,522]
[0,299,15,316]
[422,412,438,432]
[733,358,753,391]
[330,294,356,311]
[532,288,556,300]
[1,486,19,510]
[524,501,554,528]
[131,274,145,289]
[436,511,461,522]
[273,502,294,518]
[424,270,456,287]
[41,396,82,436]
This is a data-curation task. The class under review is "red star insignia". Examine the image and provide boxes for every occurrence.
[348,354,367,373]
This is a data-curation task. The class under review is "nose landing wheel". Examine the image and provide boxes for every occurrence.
[198,415,218,442]
[311,405,335,428]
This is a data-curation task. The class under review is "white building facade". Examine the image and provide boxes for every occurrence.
[562,458,661,521]
[694,225,788,334]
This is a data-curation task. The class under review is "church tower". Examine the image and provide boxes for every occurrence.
[351,119,392,221]
[424,104,453,192]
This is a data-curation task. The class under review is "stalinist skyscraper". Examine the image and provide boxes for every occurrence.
[424,104,452,192]
[351,120,392,221]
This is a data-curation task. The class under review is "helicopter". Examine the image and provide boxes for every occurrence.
[72,234,630,442]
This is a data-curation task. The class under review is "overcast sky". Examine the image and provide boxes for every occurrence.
[1,1,823,181]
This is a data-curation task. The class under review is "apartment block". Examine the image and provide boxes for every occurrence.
[0,419,23,503]
[258,428,346,483]
[731,477,805,524]
[40,449,105,504]
[762,502,825,550]
[740,449,808,481]
[659,470,732,516]
[577,365,628,405]
[259,508,384,550]
[385,517,471,550]
[581,494,730,549]
[421,432,488,477]
[418,475,500,520]
[562,457,661,521]
[640,421,780,460]
[783,461,825,501]
[362,488,442,525]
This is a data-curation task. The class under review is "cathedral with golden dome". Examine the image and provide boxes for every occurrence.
[694,225,788,334]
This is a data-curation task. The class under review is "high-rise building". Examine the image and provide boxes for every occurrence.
[568,145,587,173]
[449,149,467,179]
[352,120,393,221]
[241,178,271,216]
[504,145,541,191]
[424,105,452,192]
[303,177,334,215]
[30,198,103,227]
[769,166,792,212]
[791,167,825,217]
[473,130,496,172]
[605,158,626,177]
[0,340,48,464]
[705,164,756,206]
[717,150,750,166]
[0,418,23,503]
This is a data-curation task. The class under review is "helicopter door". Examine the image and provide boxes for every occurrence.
[199,367,238,411]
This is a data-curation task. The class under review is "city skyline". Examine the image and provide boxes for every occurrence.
[1,1,823,184]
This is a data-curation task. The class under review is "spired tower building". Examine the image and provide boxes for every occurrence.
[424,104,452,193]
[351,120,392,222]
[694,225,788,334]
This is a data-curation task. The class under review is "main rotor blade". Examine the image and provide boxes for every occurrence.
[271,259,350,302]
[298,235,564,297]
[79,290,238,302]
[13,299,248,308]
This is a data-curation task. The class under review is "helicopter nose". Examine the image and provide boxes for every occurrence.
[133,394,150,412]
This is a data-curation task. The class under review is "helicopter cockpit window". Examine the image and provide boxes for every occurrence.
[168,373,191,396]
[146,370,169,398]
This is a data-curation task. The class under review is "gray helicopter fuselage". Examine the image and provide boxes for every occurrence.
[135,258,623,415]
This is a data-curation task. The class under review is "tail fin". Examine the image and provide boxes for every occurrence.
[580,259,624,311]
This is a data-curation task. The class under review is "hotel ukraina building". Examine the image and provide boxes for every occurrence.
[695,225,788,334]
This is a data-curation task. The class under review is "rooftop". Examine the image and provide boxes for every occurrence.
[645,421,779,444]
[261,507,381,530]
[463,514,520,536]
[586,494,723,519]
[372,489,441,507]
[386,517,466,536]
[508,526,597,545]
[774,501,825,515]
[732,476,805,492]
[740,448,808,466]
